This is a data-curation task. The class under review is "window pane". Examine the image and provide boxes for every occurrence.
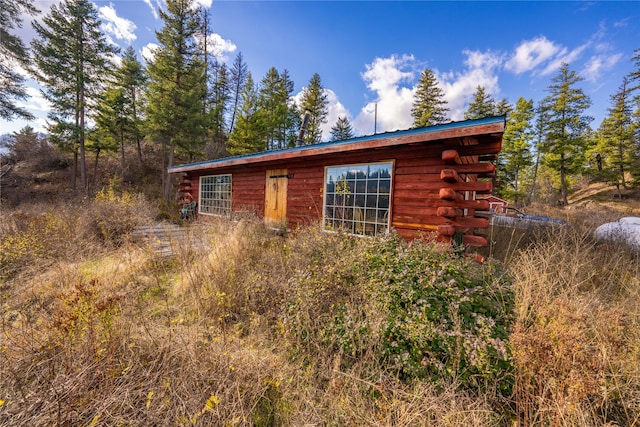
[379,179,391,194]
[323,162,392,236]
[199,174,232,217]
[379,195,389,209]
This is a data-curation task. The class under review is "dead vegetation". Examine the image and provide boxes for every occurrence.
[1,191,639,425]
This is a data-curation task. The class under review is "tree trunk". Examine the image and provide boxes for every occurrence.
[72,148,78,191]
[78,36,87,195]
[560,153,568,206]
[161,137,167,199]
[79,130,87,194]
[527,149,541,205]
[92,147,101,193]
[120,127,125,183]
[132,88,143,166]
[618,136,626,189]
[163,142,176,201]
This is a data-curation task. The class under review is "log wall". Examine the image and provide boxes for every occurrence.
[181,132,501,247]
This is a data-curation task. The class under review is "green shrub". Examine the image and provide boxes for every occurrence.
[284,232,515,393]
[366,235,514,392]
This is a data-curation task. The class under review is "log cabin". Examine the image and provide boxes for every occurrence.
[168,115,505,247]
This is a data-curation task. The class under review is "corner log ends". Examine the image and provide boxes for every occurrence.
[436,142,499,248]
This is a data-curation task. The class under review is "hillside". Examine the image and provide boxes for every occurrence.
[567,182,640,218]
[0,144,163,208]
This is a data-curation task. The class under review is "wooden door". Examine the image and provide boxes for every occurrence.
[264,169,288,225]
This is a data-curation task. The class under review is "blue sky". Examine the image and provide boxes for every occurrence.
[1,0,638,139]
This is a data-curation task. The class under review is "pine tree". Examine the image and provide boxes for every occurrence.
[0,0,38,120]
[259,67,285,150]
[540,62,593,205]
[330,116,354,141]
[227,73,266,155]
[6,125,46,161]
[145,0,209,199]
[298,73,328,145]
[228,52,249,134]
[31,0,117,194]
[495,98,513,116]
[527,102,550,204]
[116,46,147,166]
[464,86,496,120]
[498,97,534,205]
[628,49,640,170]
[200,8,214,110]
[279,69,300,149]
[93,86,130,182]
[256,67,298,150]
[629,48,640,96]
[411,68,448,127]
[210,62,229,136]
[93,46,147,180]
[592,77,636,194]
[199,9,229,144]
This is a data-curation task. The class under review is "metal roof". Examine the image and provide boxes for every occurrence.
[168,115,506,174]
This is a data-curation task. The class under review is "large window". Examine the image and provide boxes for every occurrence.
[324,162,392,236]
[199,174,232,216]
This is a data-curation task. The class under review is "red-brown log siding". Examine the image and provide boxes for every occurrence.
[181,132,501,245]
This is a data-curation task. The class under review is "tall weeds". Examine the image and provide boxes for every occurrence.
[510,225,640,426]
[1,199,639,426]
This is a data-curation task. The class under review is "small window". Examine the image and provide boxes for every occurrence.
[199,174,232,216]
[323,162,393,236]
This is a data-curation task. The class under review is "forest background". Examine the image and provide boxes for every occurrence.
[1,0,639,206]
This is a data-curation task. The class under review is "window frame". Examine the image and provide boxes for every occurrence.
[322,161,394,237]
[198,174,232,217]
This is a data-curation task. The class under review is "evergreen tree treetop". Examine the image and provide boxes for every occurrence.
[298,72,328,145]
[0,0,39,120]
[464,86,496,120]
[411,68,449,127]
[330,116,355,141]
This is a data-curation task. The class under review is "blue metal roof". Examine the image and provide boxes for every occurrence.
[168,115,505,173]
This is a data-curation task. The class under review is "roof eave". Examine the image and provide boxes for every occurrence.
[168,116,505,175]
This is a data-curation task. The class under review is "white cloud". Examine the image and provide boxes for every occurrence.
[353,54,416,135]
[540,42,590,76]
[352,51,504,133]
[439,50,502,121]
[196,33,237,62]
[141,42,160,62]
[195,0,213,8]
[504,37,589,78]
[465,49,504,70]
[19,86,51,115]
[99,4,137,43]
[321,89,350,138]
[143,0,159,20]
[291,88,350,141]
[109,52,122,68]
[614,17,630,28]
[582,53,623,82]
[505,36,562,74]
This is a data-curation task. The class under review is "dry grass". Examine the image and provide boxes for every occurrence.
[1,198,640,426]
[509,225,640,426]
